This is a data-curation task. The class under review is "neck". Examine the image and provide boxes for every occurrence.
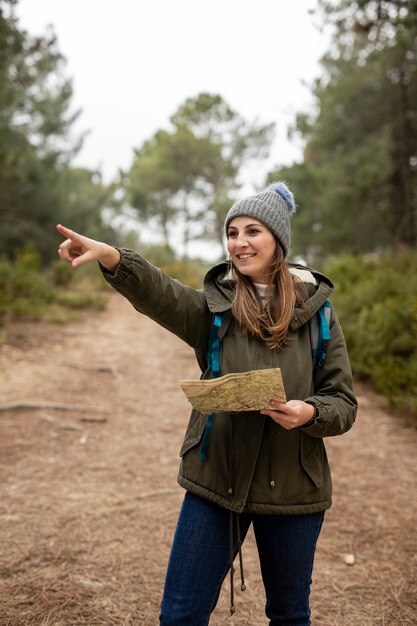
[253,282,275,306]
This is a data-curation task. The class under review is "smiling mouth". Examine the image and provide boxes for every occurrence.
[237,253,256,260]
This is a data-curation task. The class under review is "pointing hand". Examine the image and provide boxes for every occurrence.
[56,224,120,272]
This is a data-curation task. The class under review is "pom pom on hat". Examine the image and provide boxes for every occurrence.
[224,180,297,257]
[267,181,296,216]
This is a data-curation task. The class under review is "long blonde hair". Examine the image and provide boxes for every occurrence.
[230,245,307,350]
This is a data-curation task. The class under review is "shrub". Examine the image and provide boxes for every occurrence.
[0,259,14,325]
[322,250,417,418]
[56,292,107,310]
[50,260,75,286]
[0,247,108,330]
[159,259,209,289]
[137,243,211,288]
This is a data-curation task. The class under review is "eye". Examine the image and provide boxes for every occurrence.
[248,228,260,235]
[227,230,238,239]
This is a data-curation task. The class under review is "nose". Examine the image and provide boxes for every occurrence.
[235,232,249,247]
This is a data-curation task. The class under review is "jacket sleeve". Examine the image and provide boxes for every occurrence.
[303,309,358,438]
[100,248,209,350]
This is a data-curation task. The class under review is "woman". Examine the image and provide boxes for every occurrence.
[57,182,357,626]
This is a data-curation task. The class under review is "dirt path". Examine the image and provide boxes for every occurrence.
[1,293,416,626]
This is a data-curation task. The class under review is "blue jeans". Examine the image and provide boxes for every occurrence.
[159,492,324,626]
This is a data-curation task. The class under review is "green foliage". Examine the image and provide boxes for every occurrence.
[158,259,208,290]
[127,93,274,253]
[322,250,417,416]
[50,259,74,286]
[0,250,54,323]
[317,1,417,46]
[129,125,226,250]
[0,259,15,323]
[137,243,209,289]
[0,1,78,151]
[0,240,207,333]
[269,0,417,262]
[56,292,107,311]
[0,1,77,260]
[0,2,120,265]
[137,243,176,268]
[0,247,108,329]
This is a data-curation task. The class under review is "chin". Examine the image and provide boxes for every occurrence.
[241,270,258,282]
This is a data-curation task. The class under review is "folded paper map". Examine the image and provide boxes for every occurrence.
[179,368,286,414]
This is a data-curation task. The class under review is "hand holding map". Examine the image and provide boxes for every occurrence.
[179,368,286,414]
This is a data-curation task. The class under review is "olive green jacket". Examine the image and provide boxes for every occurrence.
[102,250,357,515]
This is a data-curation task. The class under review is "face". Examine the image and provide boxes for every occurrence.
[226,217,277,284]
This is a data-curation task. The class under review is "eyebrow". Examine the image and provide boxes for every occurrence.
[228,222,263,230]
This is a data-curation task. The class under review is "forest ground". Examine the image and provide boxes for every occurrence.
[1,293,416,626]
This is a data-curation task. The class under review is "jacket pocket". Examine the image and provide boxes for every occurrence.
[179,410,207,457]
[300,433,324,488]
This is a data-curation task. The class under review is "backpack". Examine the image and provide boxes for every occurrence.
[199,301,332,461]
[309,300,332,368]
[207,300,332,374]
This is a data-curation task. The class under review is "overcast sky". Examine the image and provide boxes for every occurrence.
[16,1,329,177]
[16,0,330,258]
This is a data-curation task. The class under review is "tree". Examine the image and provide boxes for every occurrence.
[317,0,417,45]
[268,0,417,260]
[171,93,275,248]
[318,0,417,250]
[127,93,274,256]
[128,125,226,256]
[0,0,116,263]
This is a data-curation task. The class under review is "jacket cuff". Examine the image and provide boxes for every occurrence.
[302,400,319,428]
[99,248,135,285]
[300,397,330,434]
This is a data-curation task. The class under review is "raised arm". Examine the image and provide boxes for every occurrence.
[57,224,210,351]
[56,224,121,273]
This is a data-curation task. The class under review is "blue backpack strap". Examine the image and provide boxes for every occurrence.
[310,300,331,369]
[199,415,214,462]
[201,304,331,460]
[205,313,222,377]
[199,312,224,461]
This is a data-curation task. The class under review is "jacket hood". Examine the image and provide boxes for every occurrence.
[203,261,334,330]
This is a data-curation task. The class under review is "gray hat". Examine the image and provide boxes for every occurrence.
[224,182,296,257]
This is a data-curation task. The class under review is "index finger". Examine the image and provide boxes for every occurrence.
[56,224,83,241]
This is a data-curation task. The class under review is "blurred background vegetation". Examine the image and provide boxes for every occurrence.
[1,0,416,415]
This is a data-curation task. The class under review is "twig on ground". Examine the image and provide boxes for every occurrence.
[0,401,109,413]
[61,360,120,378]
[134,488,178,500]
[80,415,108,423]
[39,414,84,431]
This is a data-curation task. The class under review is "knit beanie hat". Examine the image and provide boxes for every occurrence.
[224,182,296,257]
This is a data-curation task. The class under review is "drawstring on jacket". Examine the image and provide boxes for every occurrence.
[228,413,246,614]
[228,412,235,496]
[236,515,246,593]
[229,511,235,614]
[228,510,246,614]
[269,420,276,489]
